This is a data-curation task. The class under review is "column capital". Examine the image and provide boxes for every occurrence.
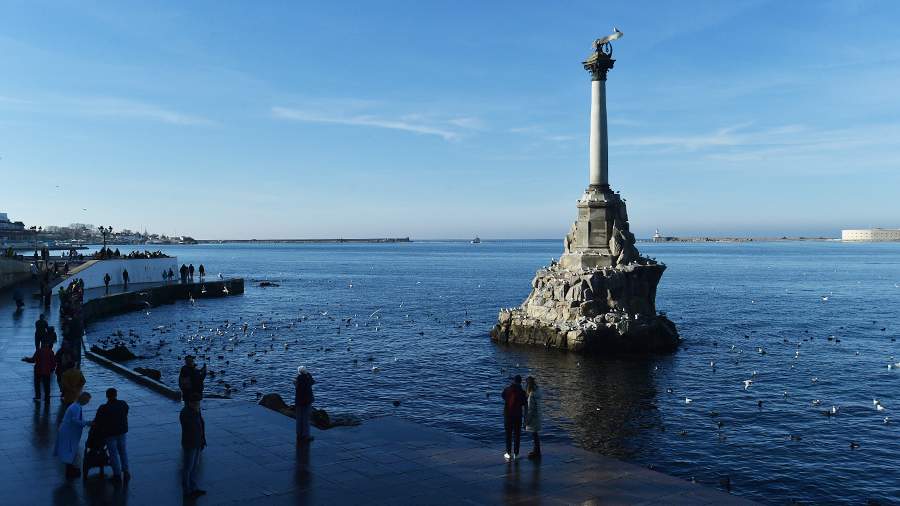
[583,45,615,81]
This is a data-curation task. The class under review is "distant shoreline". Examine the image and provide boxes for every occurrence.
[195,237,412,244]
[637,236,838,243]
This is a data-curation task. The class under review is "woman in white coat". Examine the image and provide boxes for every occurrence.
[54,391,92,478]
[524,376,542,459]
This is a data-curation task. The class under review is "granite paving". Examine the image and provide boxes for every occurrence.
[0,282,755,505]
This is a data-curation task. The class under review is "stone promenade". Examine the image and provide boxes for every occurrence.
[0,284,754,505]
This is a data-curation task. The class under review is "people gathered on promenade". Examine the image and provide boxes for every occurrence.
[93,247,170,260]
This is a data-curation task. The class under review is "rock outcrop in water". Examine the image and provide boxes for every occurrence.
[490,259,679,354]
[90,344,137,362]
[258,393,361,429]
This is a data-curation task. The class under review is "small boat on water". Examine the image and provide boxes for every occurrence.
[471,236,481,244]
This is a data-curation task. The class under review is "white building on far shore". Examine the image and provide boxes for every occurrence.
[841,228,900,242]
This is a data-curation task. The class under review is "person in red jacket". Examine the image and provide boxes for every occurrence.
[501,375,527,461]
[24,341,57,402]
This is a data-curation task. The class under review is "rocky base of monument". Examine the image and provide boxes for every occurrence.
[491,261,679,354]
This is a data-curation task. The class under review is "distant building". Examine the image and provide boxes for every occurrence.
[0,212,30,241]
[841,228,900,242]
[651,228,675,242]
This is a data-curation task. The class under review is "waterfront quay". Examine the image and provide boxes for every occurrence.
[0,286,753,505]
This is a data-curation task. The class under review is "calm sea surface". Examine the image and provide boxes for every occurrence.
[86,240,900,504]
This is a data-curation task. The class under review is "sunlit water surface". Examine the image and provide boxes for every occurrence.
[85,241,900,504]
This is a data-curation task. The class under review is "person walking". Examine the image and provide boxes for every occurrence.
[180,393,207,498]
[24,341,57,402]
[61,365,86,406]
[178,355,207,404]
[524,376,542,460]
[188,264,195,281]
[94,388,131,484]
[501,375,527,461]
[54,391,92,479]
[198,264,205,280]
[294,366,316,444]
[34,314,49,350]
[104,273,111,294]
[122,269,129,289]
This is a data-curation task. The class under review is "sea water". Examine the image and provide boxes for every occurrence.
[86,240,900,504]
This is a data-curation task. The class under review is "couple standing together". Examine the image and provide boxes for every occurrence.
[502,375,542,461]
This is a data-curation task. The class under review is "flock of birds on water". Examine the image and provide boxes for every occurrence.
[87,275,900,499]
[91,277,478,405]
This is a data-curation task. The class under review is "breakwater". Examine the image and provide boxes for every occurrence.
[82,278,244,322]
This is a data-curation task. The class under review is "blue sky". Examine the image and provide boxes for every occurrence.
[1,0,898,239]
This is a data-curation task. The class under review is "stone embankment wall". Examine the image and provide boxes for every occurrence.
[61,257,179,290]
[0,258,30,290]
[83,278,244,322]
[491,262,678,354]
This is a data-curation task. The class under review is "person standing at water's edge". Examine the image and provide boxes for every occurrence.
[188,264,195,281]
[179,355,207,404]
[294,366,316,444]
[103,272,111,294]
[198,264,205,280]
[54,391,92,479]
[525,376,542,460]
[122,268,129,289]
[94,388,131,484]
[180,264,188,284]
[502,375,527,461]
[180,393,207,498]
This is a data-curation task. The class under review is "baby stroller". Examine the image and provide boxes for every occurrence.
[82,424,110,480]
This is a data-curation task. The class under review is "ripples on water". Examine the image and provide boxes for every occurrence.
[86,241,900,504]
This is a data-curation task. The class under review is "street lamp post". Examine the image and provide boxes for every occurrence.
[98,226,113,250]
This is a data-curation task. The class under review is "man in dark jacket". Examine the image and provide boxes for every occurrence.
[122,269,129,289]
[180,393,206,498]
[501,375,527,461]
[24,341,56,401]
[178,355,207,404]
[95,388,131,483]
[34,314,48,350]
[180,264,189,283]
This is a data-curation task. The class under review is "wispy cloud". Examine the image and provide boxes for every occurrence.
[74,97,214,126]
[0,93,214,126]
[272,106,475,141]
[507,124,577,143]
[613,122,900,174]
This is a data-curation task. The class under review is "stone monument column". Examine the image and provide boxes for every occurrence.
[587,53,614,190]
[491,29,679,354]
